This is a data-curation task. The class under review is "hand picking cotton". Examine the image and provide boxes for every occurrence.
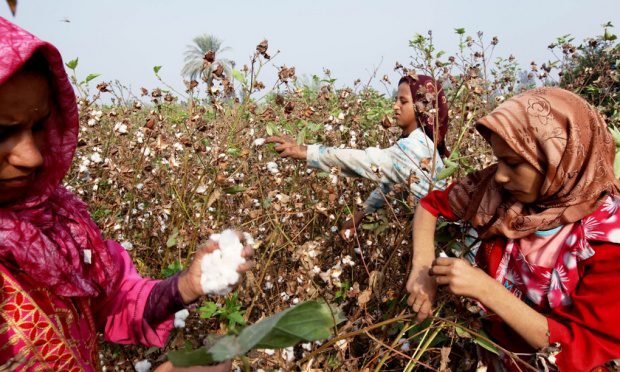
[200,230,253,295]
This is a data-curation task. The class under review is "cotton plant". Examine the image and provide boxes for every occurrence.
[167,301,345,368]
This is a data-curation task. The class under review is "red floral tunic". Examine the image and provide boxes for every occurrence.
[421,184,620,370]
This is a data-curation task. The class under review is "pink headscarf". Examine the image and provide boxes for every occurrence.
[399,75,450,157]
[0,18,117,297]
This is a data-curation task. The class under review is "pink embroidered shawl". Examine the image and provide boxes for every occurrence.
[0,18,174,370]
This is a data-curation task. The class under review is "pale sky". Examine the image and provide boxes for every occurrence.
[3,1,619,95]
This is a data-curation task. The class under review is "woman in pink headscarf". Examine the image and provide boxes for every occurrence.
[0,18,250,371]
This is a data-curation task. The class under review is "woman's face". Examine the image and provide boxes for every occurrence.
[393,82,417,133]
[490,134,544,204]
[0,70,50,205]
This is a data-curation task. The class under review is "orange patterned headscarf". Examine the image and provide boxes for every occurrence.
[448,87,620,239]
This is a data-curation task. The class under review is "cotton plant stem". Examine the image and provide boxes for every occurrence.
[373,321,414,372]
[404,324,443,372]
[365,330,438,371]
[240,355,251,372]
[296,314,417,366]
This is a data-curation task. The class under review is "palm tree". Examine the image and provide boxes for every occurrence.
[181,34,233,82]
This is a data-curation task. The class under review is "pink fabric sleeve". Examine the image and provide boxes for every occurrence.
[92,240,174,348]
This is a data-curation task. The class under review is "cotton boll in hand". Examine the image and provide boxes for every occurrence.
[200,229,251,295]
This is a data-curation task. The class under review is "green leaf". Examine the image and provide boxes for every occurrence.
[454,325,471,338]
[266,122,278,136]
[224,185,246,194]
[199,302,219,318]
[166,227,179,248]
[232,69,246,85]
[153,65,162,74]
[84,73,101,83]
[161,260,183,278]
[296,128,307,145]
[65,58,78,70]
[436,159,459,181]
[473,330,499,355]
[168,301,344,366]
[454,28,466,35]
[228,311,246,326]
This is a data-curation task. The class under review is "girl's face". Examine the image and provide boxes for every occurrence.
[490,134,544,204]
[393,82,417,134]
[0,70,50,205]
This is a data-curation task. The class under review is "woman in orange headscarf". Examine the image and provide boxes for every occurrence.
[407,87,620,370]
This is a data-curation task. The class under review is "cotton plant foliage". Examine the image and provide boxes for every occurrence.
[167,300,345,366]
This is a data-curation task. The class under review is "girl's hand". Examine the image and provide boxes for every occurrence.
[339,211,366,241]
[265,135,307,160]
[178,236,254,304]
[154,360,232,372]
[429,257,491,300]
[406,263,437,322]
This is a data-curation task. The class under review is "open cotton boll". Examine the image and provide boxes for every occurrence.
[174,309,189,329]
[253,138,266,146]
[134,359,152,372]
[200,229,249,295]
[266,161,279,174]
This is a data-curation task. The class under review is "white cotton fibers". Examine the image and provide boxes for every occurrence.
[134,359,152,372]
[174,309,189,329]
[253,138,266,146]
[266,162,280,174]
[200,230,251,295]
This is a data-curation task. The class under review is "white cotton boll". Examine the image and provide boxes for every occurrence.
[120,241,133,251]
[400,342,411,352]
[282,346,295,362]
[90,153,102,163]
[253,138,266,146]
[134,359,152,372]
[200,230,249,295]
[267,162,280,174]
[114,122,128,134]
[243,232,255,246]
[344,230,352,239]
[342,255,355,267]
[174,309,189,329]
